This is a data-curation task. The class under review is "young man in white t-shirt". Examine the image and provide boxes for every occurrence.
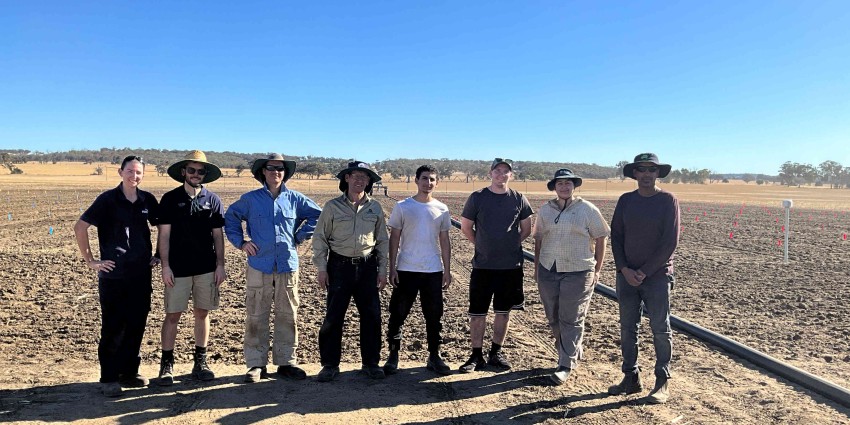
[383,165,453,375]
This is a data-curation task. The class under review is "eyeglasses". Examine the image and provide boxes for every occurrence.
[636,166,659,173]
[185,166,207,176]
[264,165,286,172]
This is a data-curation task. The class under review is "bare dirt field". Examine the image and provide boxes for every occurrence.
[1,164,849,424]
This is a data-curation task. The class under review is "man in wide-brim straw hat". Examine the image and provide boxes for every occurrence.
[225,153,322,383]
[156,150,226,386]
[166,150,223,184]
[608,152,680,404]
[313,160,389,382]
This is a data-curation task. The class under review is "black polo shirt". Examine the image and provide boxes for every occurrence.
[158,185,225,278]
[80,183,159,280]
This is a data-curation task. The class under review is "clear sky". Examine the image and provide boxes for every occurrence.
[2,1,848,174]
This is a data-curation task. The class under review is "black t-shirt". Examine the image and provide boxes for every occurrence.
[158,186,225,278]
[80,184,159,280]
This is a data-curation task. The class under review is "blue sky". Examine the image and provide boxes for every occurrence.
[2,1,848,174]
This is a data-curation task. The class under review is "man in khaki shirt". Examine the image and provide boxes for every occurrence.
[313,161,389,382]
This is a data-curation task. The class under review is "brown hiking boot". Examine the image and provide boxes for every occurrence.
[608,372,643,395]
[646,377,670,404]
[192,351,215,381]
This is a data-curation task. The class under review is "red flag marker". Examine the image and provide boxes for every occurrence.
[781,225,785,232]
[778,239,782,246]
[844,233,847,241]
[695,216,699,222]
[733,221,738,227]
[729,232,734,239]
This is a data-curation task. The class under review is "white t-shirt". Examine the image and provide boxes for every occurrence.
[387,197,452,273]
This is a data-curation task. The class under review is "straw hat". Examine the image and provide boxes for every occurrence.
[167,150,222,183]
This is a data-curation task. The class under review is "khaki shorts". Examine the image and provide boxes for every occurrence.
[164,271,219,313]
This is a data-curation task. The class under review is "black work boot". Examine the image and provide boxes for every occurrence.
[157,354,175,386]
[191,346,215,381]
[608,372,643,395]
[426,351,451,375]
[383,349,400,375]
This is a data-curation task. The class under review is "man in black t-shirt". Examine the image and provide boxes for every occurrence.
[459,158,534,373]
[156,150,226,386]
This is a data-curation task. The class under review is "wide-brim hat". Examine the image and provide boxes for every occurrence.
[547,168,583,190]
[337,160,381,193]
[623,152,672,179]
[251,153,296,183]
[167,150,222,184]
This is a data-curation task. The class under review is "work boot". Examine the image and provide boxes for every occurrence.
[118,373,149,387]
[646,376,670,404]
[458,353,487,373]
[383,350,400,375]
[244,366,268,383]
[101,382,123,397]
[277,365,307,380]
[487,349,511,370]
[362,364,386,380]
[317,365,340,383]
[608,372,643,395]
[157,356,175,386]
[192,349,215,381]
[426,352,451,375]
[549,366,571,385]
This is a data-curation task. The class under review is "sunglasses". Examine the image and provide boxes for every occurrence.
[264,165,287,172]
[636,166,659,173]
[185,166,207,176]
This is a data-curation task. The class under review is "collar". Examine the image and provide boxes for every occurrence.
[115,183,145,203]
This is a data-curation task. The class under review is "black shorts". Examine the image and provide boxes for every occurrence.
[468,267,524,316]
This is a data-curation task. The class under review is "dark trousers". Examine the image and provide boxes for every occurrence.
[98,274,152,383]
[319,252,381,367]
[386,271,444,353]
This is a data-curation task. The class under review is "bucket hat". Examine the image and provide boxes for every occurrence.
[337,160,381,193]
[251,153,296,183]
[546,168,583,190]
[167,150,222,184]
[623,153,672,179]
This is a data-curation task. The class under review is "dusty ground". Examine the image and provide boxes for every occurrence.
[1,174,849,424]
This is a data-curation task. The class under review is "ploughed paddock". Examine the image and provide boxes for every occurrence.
[0,186,848,423]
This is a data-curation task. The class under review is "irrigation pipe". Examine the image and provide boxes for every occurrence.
[394,194,850,408]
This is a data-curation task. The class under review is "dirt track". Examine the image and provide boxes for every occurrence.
[1,185,849,424]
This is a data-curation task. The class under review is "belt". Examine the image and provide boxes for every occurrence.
[329,251,374,265]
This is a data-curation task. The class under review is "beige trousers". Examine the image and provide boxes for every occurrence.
[244,265,300,368]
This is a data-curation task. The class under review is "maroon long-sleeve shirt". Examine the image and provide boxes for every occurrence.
[611,189,680,279]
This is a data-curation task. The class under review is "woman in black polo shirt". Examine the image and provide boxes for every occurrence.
[74,155,160,397]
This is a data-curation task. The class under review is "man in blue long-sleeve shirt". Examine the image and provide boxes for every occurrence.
[225,153,322,383]
[608,153,680,404]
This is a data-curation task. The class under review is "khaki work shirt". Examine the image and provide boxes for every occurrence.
[312,194,389,275]
[533,197,610,273]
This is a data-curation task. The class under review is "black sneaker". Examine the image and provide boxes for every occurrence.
[157,358,175,386]
[458,354,487,373]
[487,350,511,370]
[317,365,340,383]
[118,374,149,387]
[426,352,451,375]
[277,365,307,380]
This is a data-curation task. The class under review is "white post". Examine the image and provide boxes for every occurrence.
[782,199,793,264]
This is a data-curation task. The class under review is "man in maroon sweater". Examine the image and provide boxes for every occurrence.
[608,153,680,404]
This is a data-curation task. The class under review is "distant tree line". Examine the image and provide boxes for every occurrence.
[2,148,846,187]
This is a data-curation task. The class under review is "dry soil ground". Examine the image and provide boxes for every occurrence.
[1,164,849,424]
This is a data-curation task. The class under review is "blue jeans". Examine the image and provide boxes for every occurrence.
[615,272,672,379]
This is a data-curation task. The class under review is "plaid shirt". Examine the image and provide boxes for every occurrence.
[533,197,610,273]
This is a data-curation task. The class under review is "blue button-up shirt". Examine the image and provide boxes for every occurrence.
[224,184,322,274]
